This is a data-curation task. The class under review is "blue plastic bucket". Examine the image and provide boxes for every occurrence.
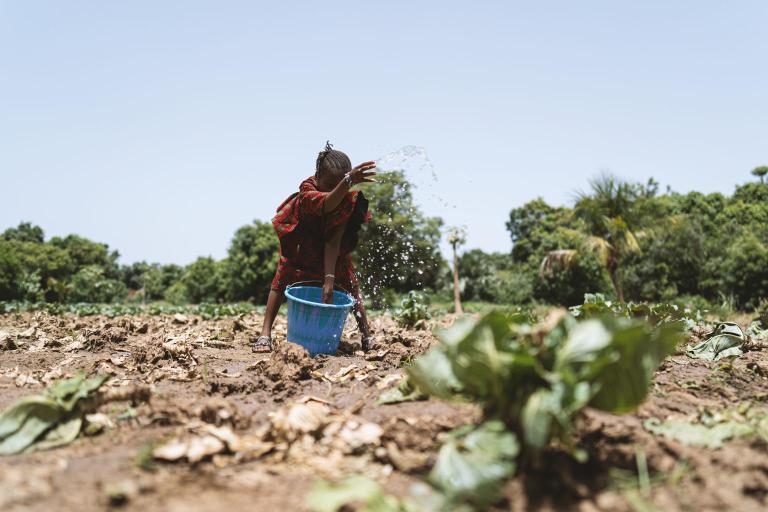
[284,285,355,356]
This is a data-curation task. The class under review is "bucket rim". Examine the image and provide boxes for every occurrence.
[285,285,355,309]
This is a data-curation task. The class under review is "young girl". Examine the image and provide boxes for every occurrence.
[252,142,377,353]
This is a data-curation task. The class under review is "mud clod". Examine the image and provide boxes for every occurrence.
[263,342,312,383]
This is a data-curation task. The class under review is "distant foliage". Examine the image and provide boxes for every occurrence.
[0,243,23,301]
[505,175,768,309]
[177,257,226,304]
[458,249,534,305]
[122,262,183,302]
[221,220,279,303]
[504,200,609,305]
[0,301,256,319]
[2,222,44,244]
[0,173,446,307]
[720,233,768,310]
[67,265,126,304]
[3,170,768,309]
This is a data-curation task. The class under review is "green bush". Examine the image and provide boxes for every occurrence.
[623,218,706,301]
[2,239,74,301]
[494,269,534,304]
[0,243,22,300]
[179,257,226,304]
[49,234,120,279]
[534,248,608,307]
[221,220,279,303]
[163,281,189,305]
[67,265,127,303]
[721,233,768,310]
[457,250,534,305]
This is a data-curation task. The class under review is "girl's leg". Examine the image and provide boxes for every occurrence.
[259,289,285,338]
[351,287,373,350]
[353,299,371,338]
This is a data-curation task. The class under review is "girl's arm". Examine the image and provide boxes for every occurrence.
[322,161,377,213]
[322,222,347,303]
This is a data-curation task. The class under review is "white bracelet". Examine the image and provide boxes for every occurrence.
[325,274,335,279]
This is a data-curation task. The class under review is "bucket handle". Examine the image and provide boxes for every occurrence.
[287,280,353,297]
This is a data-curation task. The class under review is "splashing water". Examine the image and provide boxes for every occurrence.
[375,146,455,212]
[375,145,438,183]
[352,145,457,315]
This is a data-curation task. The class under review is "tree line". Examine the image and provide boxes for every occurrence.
[0,172,444,306]
[2,168,767,311]
[463,167,768,311]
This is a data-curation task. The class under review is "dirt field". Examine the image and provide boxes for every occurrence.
[1,311,767,511]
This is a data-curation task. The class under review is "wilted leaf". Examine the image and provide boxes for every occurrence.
[0,397,65,455]
[0,372,111,455]
[30,416,83,452]
[644,417,754,449]
[746,321,768,341]
[687,322,745,361]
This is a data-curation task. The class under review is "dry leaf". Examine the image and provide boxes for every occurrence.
[187,435,226,462]
[376,373,403,390]
[14,373,40,387]
[335,419,383,451]
[365,349,390,361]
[153,439,190,461]
[269,401,330,441]
[84,413,114,435]
[172,314,189,324]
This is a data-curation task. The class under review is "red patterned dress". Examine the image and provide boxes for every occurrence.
[270,176,370,299]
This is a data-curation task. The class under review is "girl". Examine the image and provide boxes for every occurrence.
[252,142,377,353]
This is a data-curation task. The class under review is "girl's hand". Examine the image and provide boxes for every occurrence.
[349,161,377,186]
[322,275,335,304]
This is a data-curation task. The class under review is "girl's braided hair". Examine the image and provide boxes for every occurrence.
[315,140,351,178]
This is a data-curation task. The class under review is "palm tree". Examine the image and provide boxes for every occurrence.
[446,227,466,315]
[752,166,768,184]
[540,174,640,302]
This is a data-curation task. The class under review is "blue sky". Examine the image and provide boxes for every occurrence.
[1,1,766,264]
